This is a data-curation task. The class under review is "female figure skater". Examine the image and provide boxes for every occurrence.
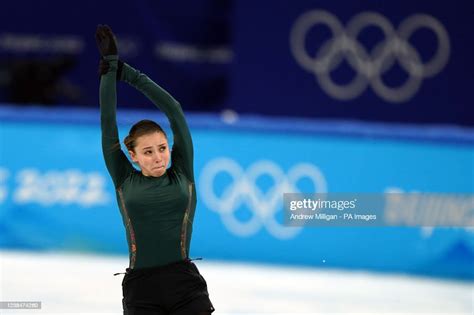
[96,25,215,315]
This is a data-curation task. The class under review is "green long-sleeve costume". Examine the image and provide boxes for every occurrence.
[100,55,196,269]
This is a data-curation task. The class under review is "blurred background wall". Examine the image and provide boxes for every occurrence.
[0,0,472,125]
[0,0,473,281]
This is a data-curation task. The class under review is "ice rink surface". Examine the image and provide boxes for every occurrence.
[0,251,472,315]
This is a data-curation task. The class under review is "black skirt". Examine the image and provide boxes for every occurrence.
[121,259,215,315]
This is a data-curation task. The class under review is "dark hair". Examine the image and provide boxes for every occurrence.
[124,119,167,152]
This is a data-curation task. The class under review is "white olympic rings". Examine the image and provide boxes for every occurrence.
[290,10,450,102]
[199,158,327,239]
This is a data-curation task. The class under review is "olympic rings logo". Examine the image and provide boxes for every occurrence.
[290,10,450,103]
[199,158,327,239]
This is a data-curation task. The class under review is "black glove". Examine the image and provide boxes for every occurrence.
[98,58,124,78]
[95,24,118,56]
[98,58,109,76]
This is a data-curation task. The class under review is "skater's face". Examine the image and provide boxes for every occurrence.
[129,132,170,177]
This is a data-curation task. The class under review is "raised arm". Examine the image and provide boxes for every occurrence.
[119,63,194,182]
[96,25,134,187]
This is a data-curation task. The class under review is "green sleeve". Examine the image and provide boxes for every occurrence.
[100,55,135,187]
[120,63,194,182]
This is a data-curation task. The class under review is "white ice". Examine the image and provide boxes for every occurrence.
[0,250,472,315]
